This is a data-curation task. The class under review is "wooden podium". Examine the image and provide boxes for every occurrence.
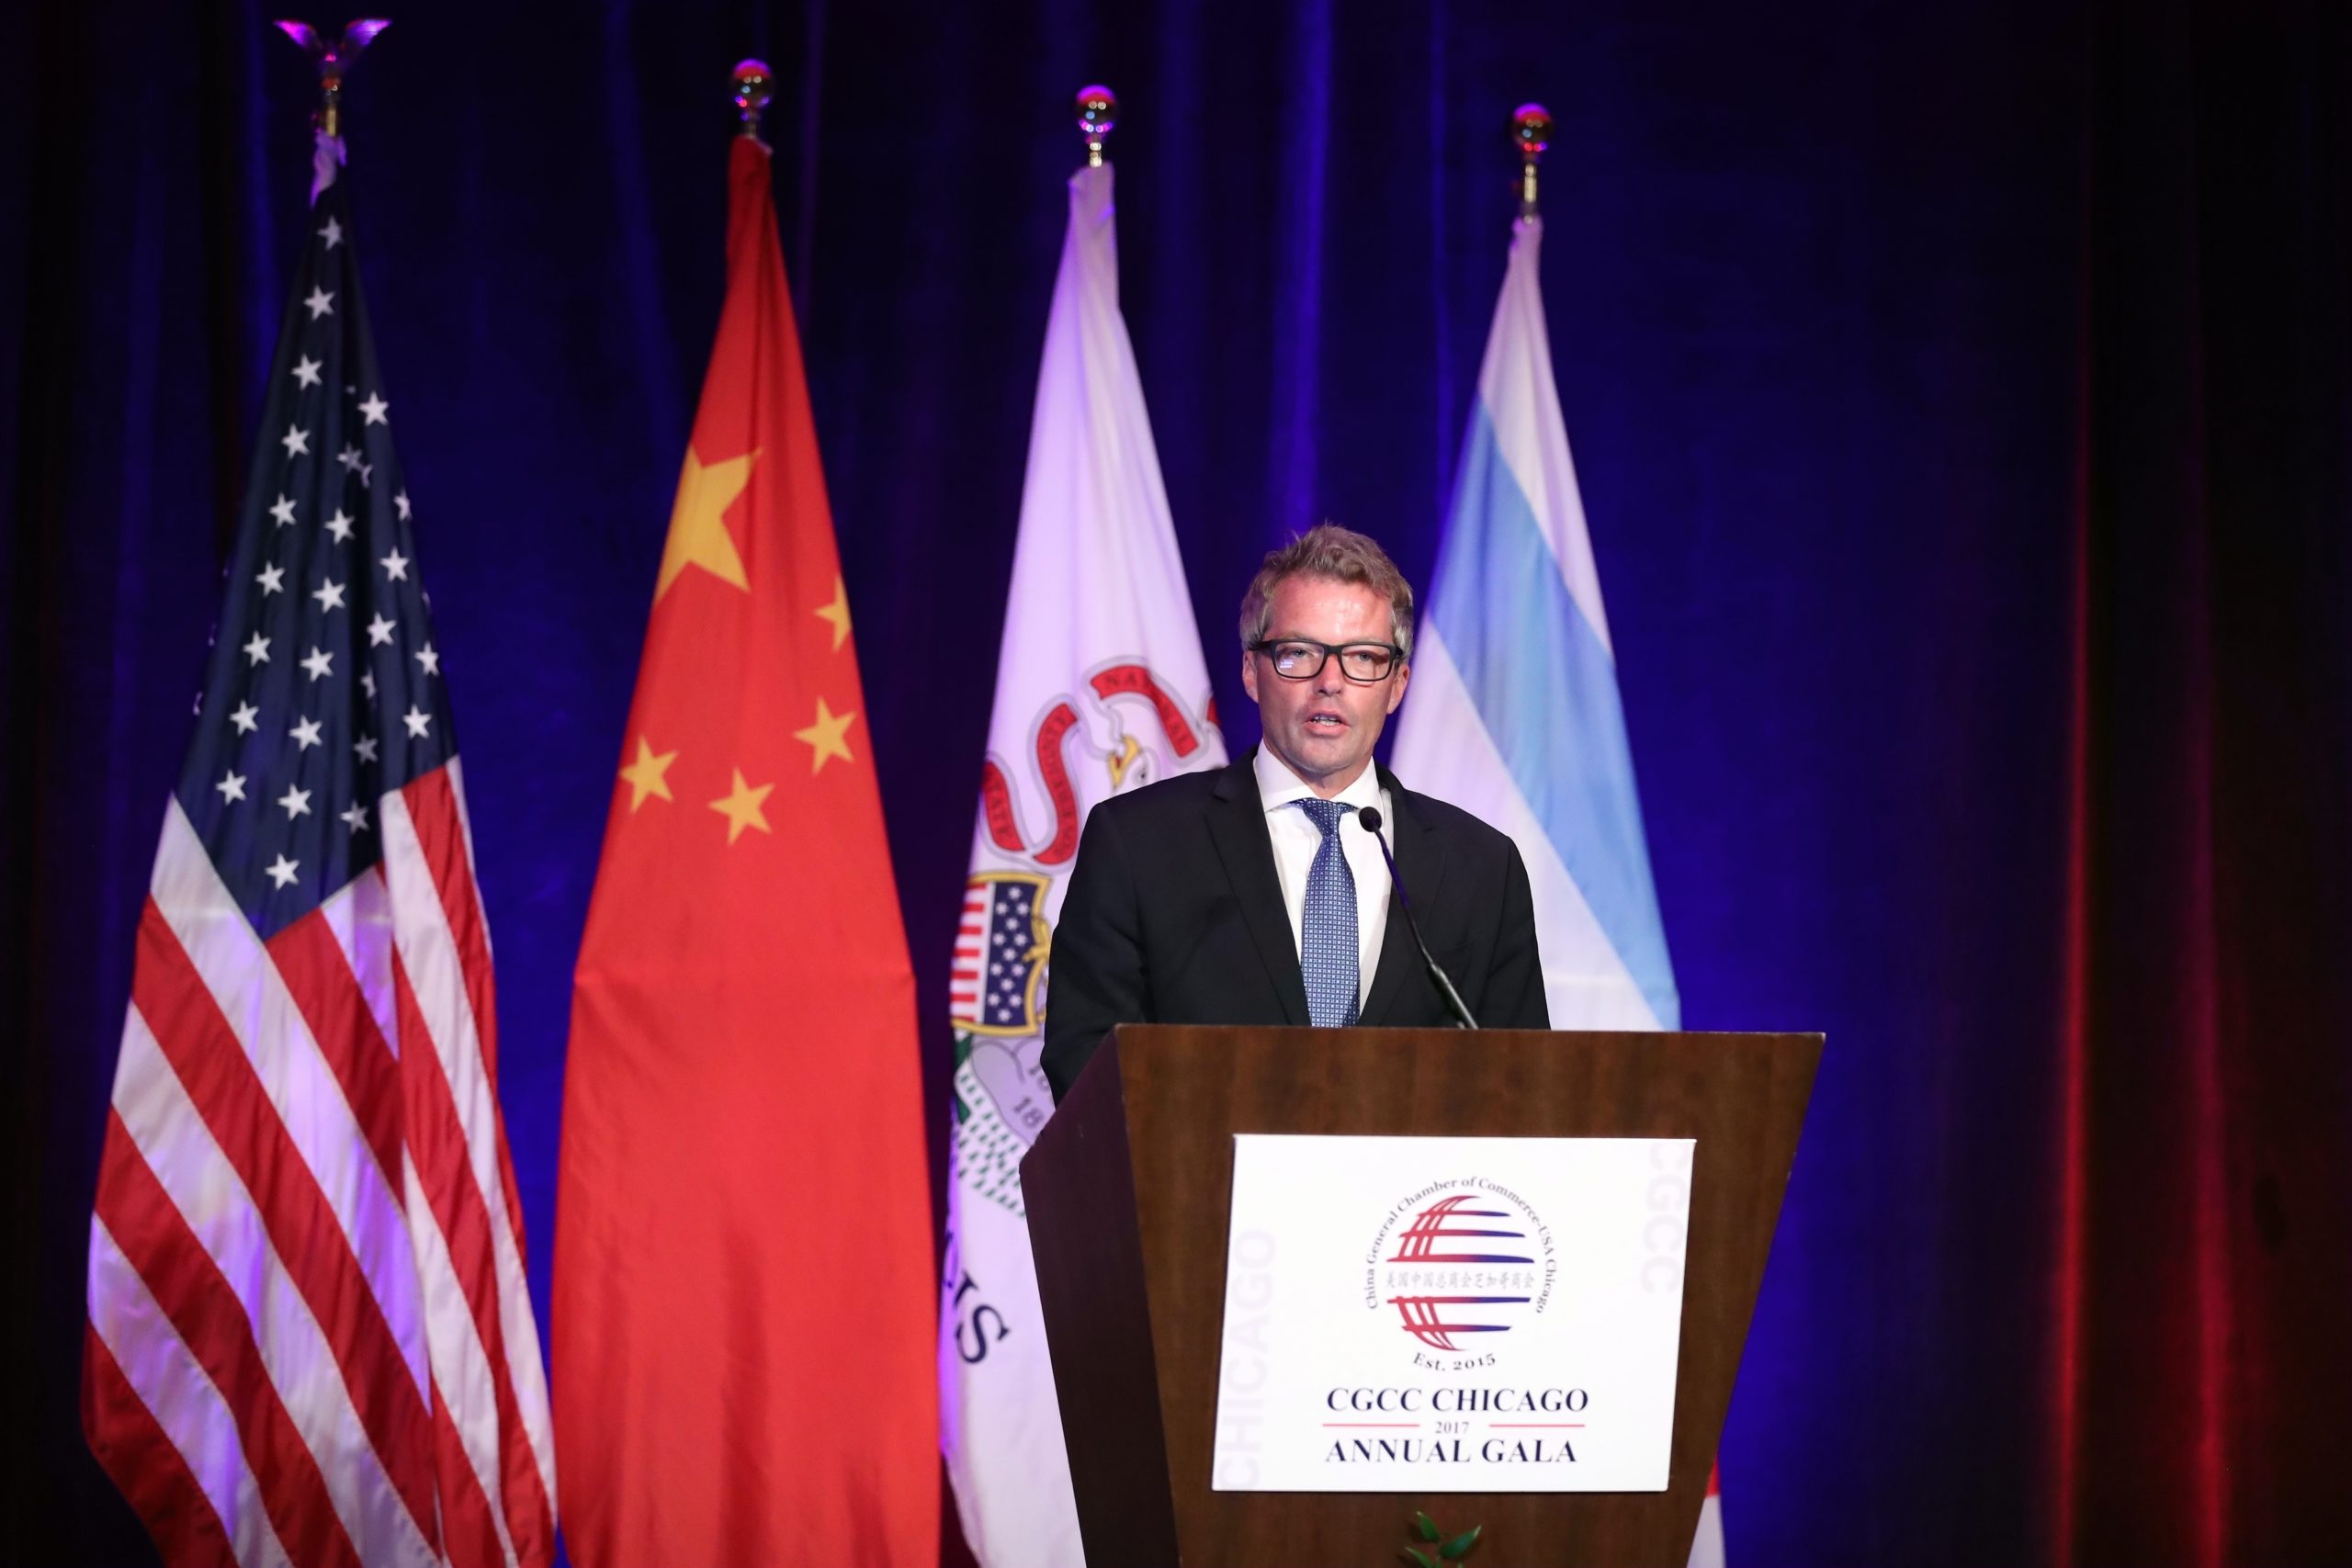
[1020,1024,1821,1567]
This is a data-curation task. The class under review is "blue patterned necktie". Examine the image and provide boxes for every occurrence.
[1295,798,1361,1028]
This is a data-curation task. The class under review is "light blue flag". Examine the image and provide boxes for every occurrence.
[1392,214,1680,1033]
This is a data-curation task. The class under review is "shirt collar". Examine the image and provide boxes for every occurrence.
[1253,745,1385,816]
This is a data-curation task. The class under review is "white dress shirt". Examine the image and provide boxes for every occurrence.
[1252,746,1393,1008]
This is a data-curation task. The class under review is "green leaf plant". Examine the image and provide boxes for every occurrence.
[1400,1509,1484,1567]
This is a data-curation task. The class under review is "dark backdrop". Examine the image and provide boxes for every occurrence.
[6,0,2347,1564]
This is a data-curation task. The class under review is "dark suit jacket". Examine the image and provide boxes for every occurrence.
[1042,749,1549,1100]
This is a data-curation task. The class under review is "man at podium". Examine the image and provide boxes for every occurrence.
[1043,524,1549,1100]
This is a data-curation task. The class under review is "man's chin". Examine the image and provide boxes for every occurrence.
[1276,733,1368,784]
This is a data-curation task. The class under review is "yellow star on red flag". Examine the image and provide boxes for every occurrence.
[793,697,857,773]
[815,576,853,651]
[617,737,677,810]
[708,768,775,843]
[656,446,757,600]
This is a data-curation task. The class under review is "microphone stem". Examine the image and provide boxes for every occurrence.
[1363,816,1479,1030]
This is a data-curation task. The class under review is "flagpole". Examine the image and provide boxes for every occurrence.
[1514,101,1552,219]
[732,58,773,139]
[273,17,391,137]
[1077,84,1117,166]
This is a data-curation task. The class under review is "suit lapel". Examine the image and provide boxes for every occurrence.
[1362,767,1449,1026]
[1206,752,1311,1026]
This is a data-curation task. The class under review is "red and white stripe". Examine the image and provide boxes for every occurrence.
[85,760,556,1568]
[1687,1461,1725,1568]
[947,880,989,1024]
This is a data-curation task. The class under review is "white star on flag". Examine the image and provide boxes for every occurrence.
[300,647,334,681]
[281,424,309,457]
[414,644,439,676]
[337,444,363,475]
[229,703,259,734]
[319,216,342,249]
[242,634,269,666]
[367,614,395,647]
[360,671,378,701]
[304,286,334,319]
[354,734,379,762]
[402,705,431,739]
[341,803,370,833]
[255,564,285,595]
[380,548,409,581]
[290,717,323,750]
[313,579,345,612]
[394,491,412,521]
[265,853,300,889]
[325,509,356,543]
[291,355,322,389]
[269,494,297,525]
[215,772,246,803]
[277,785,311,819]
[359,392,389,425]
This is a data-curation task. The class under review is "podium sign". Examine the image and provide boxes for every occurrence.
[1211,1134,1693,1494]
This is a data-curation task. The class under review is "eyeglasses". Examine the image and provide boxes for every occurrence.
[1249,638,1404,683]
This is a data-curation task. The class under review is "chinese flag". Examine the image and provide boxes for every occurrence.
[552,133,938,1566]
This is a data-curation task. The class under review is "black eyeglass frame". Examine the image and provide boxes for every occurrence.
[1247,637,1408,683]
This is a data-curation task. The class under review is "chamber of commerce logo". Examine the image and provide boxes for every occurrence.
[1367,1183,1554,1356]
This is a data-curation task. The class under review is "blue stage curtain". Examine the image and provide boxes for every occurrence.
[4,0,2345,1563]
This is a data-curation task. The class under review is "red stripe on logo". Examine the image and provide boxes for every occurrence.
[1033,703,1082,864]
[81,1321,242,1568]
[91,1111,366,1568]
[130,897,441,1541]
[978,759,1028,854]
[1089,663,1203,757]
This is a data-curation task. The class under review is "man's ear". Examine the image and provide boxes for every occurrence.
[1241,649,1260,704]
[1385,661,1410,715]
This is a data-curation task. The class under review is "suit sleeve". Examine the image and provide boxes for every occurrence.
[1485,839,1551,1029]
[1042,804,1148,1102]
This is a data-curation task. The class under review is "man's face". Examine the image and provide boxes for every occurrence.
[1241,574,1410,798]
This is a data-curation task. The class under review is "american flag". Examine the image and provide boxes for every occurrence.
[81,133,556,1568]
[949,874,1046,1034]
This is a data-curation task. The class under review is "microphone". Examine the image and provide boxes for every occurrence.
[1358,807,1479,1030]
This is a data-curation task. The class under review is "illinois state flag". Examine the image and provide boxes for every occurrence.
[941,160,1226,1568]
[553,133,936,1565]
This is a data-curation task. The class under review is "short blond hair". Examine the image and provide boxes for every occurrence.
[1237,523,1416,660]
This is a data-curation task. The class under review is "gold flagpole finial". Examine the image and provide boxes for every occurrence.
[732,60,775,139]
[1076,85,1118,168]
[1512,102,1553,220]
[275,18,390,139]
